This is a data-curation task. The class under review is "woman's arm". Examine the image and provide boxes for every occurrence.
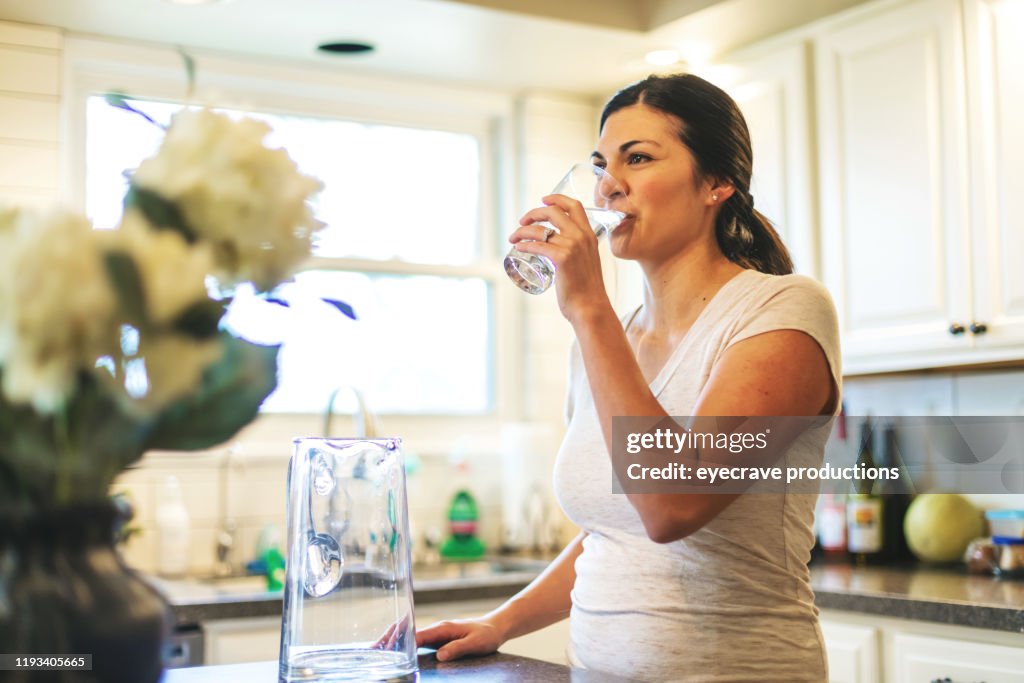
[572,305,833,543]
[415,531,586,661]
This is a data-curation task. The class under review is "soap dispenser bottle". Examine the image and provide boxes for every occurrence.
[440,489,486,561]
[156,475,191,578]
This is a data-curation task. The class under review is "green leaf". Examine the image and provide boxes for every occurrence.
[103,250,148,325]
[173,298,226,339]
[124,185,196,242]
[143,334,279,451]
[178,47,196,99]
[103,92,165,130]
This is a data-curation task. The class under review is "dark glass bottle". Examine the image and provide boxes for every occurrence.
[848,418,885,566]
[878,422,916,564]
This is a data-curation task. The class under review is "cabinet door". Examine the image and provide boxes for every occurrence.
[709,43,817,277]
[815,0,972,372]
[964,0,1024,352]
[890,631,1024,683]
[202,616,281,665]
[819,617,880,683]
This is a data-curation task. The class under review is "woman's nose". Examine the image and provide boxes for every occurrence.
[597,176,625,203]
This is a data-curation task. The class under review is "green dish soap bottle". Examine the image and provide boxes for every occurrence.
[440,490,486,561]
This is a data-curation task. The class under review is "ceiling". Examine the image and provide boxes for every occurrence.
[0,0,871,96]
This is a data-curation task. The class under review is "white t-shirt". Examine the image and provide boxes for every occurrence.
[553,269,842,682]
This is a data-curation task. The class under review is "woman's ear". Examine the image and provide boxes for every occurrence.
[706,180,736,206]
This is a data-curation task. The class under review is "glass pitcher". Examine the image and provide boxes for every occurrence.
[279,438,417,682]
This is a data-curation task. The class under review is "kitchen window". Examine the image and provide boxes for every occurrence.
[83,95,498,416]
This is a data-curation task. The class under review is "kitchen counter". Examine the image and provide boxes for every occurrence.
[810,563,1024,632]
[159,651,637,682]
[152,559,548,627]
[152,561,1024,634]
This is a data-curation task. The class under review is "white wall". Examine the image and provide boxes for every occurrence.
[0,22,61,205]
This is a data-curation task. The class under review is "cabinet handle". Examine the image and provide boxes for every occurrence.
[969,322,988,335]
[948,323,966,335]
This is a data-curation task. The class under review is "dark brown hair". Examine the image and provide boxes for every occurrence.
[600,73,793,275]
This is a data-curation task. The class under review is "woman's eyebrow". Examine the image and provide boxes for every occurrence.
[592,140,662,159]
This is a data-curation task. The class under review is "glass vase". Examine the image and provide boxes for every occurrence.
[0,502,171,683]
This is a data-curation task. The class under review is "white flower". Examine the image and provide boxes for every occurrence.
[110,211,216,326]
[0,207,117,413]
[131,108,324,291]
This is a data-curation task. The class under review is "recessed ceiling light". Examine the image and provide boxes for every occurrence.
[645,50,680,67]
[317,42,375,55]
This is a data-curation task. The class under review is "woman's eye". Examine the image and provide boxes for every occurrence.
[627,153,650,164]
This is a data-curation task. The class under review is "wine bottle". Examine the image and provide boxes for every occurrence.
[848,418,885,566]
[878,422,916,564]
[818,491,849,563]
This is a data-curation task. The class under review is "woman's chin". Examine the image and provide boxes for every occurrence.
[608,229,632,258]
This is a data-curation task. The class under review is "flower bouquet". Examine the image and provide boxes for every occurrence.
[0,104,332,682]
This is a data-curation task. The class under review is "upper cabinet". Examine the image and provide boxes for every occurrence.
[962,0,1024,357]
[811,0,1024,373]
[706,43,818,277]
[814,0,974,373]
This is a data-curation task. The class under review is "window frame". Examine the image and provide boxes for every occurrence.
[62,36,524,453]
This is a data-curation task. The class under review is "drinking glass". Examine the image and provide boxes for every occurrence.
[503,163,627,294]
[279,438,417,682]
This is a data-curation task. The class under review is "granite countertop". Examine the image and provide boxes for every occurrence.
[152,560,1024,634]
[810,563,1024,632]
[159,652,637,682]
[152,558,548,627]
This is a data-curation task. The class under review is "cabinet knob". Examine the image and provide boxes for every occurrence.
[948,323,966,336]
[969,322,988,335]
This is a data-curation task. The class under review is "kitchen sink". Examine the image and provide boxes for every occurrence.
[152,557,549,601]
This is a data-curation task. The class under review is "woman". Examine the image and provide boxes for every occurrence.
[417,73,840,682]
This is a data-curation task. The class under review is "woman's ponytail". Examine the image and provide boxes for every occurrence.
[716,191,793,276]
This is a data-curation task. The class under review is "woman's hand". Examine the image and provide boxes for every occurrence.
[415,616,506,662]
[508,194,613,325]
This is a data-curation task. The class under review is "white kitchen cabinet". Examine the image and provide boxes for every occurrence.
[199,596,571,667]
[707,42,818,277]
[815,0,976,374]
[202,616,280,665]
[963,0,1024,354]
[815,0,1024,374]
[819,608,1024,683]
[889,631,1024,683]
[820,616,881,683]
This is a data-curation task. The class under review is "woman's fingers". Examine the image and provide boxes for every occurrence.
[518,197,591,239]
[414,619,503,663]
[416,621,466,647]
[507,223,558,245]
[541,193,591,233]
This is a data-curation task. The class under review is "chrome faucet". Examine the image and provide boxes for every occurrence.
[322,386,378,438]
[321,386,379,548]
[213,445,244,577]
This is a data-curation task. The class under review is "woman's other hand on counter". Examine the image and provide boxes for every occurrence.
[415,616,505,662]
